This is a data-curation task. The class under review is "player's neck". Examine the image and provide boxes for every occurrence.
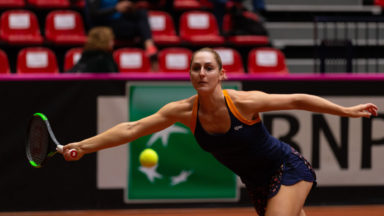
[198,87,225,113]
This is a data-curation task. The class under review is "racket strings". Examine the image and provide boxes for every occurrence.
[26,117,50,166]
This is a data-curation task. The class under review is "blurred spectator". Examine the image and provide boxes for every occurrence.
[67,26,119,73]
[243,0,265,13]
[85,0,158,58]
[209,0,266,33]
[209,0,232,31]
[226,1,268,37]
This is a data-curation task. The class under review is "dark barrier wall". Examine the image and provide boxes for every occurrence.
[1,74,384,211]
[0,80,126,211]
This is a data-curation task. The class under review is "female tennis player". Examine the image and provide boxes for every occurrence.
[62,48,378,216]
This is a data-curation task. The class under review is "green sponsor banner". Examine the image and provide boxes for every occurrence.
[126,82,241,203]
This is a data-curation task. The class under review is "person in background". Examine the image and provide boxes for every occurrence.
[85,0,158,58]
[209,0,232,32]
[243,0,266,22]
[243,0,265,13]
[67,26,119,73]
[209,0,267,35]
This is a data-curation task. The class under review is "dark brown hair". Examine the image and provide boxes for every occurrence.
[190,47,223,71]
[84,26,114,51]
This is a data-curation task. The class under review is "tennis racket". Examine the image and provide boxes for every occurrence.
[26,112,77,168]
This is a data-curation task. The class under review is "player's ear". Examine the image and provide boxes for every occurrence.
[220,69,227,81]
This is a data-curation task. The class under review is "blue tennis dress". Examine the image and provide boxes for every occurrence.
[192,90,316,215]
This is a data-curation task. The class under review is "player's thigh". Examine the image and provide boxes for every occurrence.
[265,180,313,216]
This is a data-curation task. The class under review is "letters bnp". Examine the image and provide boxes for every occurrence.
[263,113,384,169]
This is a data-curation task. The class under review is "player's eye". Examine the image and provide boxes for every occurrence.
[205,65,215,72]
[191,65,201,72]
[191,67,199,72]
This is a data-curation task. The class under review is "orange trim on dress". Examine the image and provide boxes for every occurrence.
[223,89,261,125]
[190,95,198,134]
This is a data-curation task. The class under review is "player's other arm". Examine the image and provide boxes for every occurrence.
[62,100,190,160]
[243,91,378,118]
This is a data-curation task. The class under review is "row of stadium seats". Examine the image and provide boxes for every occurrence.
[0,9,269,46]
[0,46,288,74]
[0,0,211,10]
[2,0,381,10]
[0,0,84,9]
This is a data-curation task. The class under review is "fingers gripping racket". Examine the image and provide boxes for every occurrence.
[26,113,77,168]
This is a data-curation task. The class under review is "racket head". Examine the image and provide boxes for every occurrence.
[26,113,56,168]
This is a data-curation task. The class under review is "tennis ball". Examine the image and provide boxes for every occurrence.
[139,148,158,167]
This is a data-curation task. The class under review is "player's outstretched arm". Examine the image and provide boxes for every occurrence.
[61,99,193,161]
[240,90,379,118]
[285,94,378,118]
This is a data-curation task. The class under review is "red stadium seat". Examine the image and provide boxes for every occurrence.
[0,49,10,74]
[71,0,85,8]
[148,10,180,46]
[200,0,213,8]
[213,47,244,74]
[0,0,25,8]
[179,10,224,45]
[158,47,192,73]
[0,10,43,45]
[17,47,59,74]
[45,10,87,45]
[223,11,269,46]
[64,47,83,71]
[26,0,70,8]
[375,0,384,7]
[173,0,200,10]
[247,47,289,74]
[113,48,151,73]
[173,0,213,10]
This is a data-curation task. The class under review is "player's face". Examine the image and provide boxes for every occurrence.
[190,51,224,92]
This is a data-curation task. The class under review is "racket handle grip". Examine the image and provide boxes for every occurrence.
[57,145,78,158]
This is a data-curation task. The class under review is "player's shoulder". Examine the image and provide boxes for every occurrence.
[158,95,196,125]
[159,95,196,114]
[168,95,195,108]
[225,89,267,103]
[224,89,270,115]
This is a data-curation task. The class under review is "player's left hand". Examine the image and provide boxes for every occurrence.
[347,103,378,118]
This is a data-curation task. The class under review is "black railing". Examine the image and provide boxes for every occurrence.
[314,16,384,73]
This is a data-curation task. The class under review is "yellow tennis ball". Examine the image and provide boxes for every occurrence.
[139,148,158,167]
